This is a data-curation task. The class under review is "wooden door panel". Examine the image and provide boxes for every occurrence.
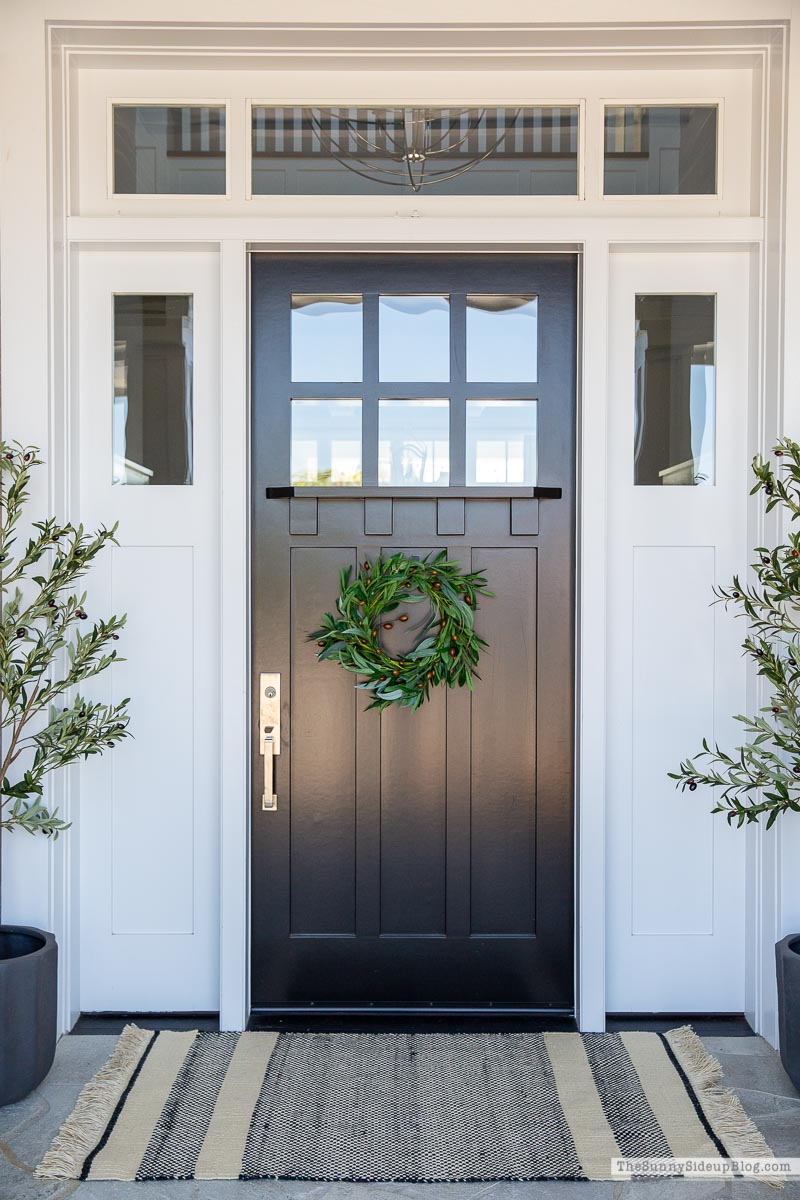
[251,254,576,1012]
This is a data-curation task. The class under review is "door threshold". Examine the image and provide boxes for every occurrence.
[250,1005,575,1016]
[248,1006,577,1033]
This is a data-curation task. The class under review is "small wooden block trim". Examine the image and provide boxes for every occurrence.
[511,498,539,536]
[289,497,318,535]
[437,498,466,536]
[364,498,393,535]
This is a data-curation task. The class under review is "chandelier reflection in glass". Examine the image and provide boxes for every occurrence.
[251,105,581,196]
[306,107,521,192]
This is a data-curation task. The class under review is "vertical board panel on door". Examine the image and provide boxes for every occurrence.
[470,546,538,937]
[290,546,358,935]
[631,545,715,936]
[110,545,195,936]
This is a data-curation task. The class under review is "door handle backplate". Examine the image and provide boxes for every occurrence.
[260,672,280,811]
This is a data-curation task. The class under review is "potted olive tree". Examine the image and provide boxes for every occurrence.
[672,437,800,1089]
[0,444,130,1106]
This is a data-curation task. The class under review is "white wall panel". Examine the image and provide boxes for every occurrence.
[631,546,715,936]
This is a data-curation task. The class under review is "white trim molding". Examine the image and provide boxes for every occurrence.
[6,11,784,1036]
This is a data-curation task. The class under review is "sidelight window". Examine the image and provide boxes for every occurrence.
[634,294,716,486]
[113,295,193,486]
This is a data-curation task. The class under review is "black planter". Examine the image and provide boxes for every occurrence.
[776,934,800,1092]
[0,926,57,1107]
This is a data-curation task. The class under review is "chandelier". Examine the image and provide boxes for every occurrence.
[307,107,521,192]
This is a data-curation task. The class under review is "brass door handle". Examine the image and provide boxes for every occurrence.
[260,672,280,811]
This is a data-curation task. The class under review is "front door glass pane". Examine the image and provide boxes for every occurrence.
[466,295,538,382]
[113,106,226,195]
[291,398,362,486]
[466,400,537,485]
[634,294,715,485]
[291,295,363,382]
[113,295,193,485]
[379,399,450,486]
[379,296,450,382]
[604,106,717,195]
[251,106,580,196]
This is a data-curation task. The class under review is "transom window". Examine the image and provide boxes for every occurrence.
[107,100,722,201]
[250,106,580,196]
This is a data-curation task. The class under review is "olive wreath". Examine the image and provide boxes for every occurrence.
[309,550,493,711]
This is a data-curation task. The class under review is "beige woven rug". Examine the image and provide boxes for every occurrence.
[38,1025,777,1184]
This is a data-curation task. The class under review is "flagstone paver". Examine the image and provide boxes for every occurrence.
[1,1036,798,1200]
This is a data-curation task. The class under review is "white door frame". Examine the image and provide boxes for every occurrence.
[33,18,789,1037]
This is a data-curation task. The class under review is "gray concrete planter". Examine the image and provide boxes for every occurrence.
[0,926,57,1107]
[776,934,800,1092]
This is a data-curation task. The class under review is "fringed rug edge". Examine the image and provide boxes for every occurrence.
[666,1025,784,1190]
[36,1023,154,1179]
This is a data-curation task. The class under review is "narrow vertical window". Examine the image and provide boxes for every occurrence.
[634,294,715,486]
[113,295,193,485]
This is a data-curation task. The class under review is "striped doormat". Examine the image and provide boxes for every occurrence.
[38,1026,776,1183]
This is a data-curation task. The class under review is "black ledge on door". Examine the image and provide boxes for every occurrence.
[266,485,562,500]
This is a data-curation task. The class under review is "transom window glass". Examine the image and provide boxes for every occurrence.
[634,294,716,486]
[604,106,718,196]
[113,295,193,486]
[112,105,226,195]
[251,106,580,196]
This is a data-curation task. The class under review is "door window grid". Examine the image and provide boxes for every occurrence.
[289,291,539,487]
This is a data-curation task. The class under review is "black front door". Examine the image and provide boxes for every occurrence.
[251,254,576,1013]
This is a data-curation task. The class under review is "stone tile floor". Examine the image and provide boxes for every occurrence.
[1,1035,798,1200]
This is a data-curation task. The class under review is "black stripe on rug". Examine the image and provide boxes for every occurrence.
[136,1031,240,1180]
[583,1032,673,1158]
